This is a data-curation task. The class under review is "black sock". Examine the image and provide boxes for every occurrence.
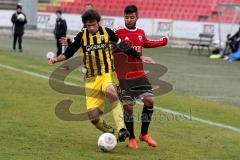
[124,111,135,139]
[141,105,154,136]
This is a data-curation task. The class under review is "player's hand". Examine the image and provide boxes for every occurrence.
[140,56,156,64]
[165,33,170,40]
[48,57,57,65]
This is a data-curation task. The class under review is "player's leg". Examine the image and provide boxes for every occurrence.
[13,33,17,50]
[123,104,138,149]
[85,76,114,133]
[88,107,114,133]
[105,85,129,142]
[139,94,157,147]
[56,37,61,56]
[140,95,154,136]
[118,78,138,149]
[129,76,157,147]
[18,33,23,52]
[123,104,134,139]
[103,72,129,142]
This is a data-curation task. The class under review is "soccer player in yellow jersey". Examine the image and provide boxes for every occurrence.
[48,9,151,141]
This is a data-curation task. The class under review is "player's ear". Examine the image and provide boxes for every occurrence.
[136,13,139,20]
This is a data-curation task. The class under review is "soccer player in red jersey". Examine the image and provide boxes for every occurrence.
[114,5,169,149]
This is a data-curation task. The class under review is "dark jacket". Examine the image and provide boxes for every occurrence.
[54,18,67,38]
[229,30,240,52]
[11,11,27,34]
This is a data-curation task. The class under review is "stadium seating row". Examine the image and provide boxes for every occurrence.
[37,0,240,23]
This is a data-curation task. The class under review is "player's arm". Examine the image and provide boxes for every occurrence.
[106,27,148,61]
[143,32,169,48]
[229,31,239,41]
[48,31,83,65]
[11,13,17,23]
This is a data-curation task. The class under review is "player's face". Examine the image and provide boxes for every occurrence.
[17,8,21,13]
[86,20,99,34]
[124,13,138,29]
[56,13,61,18]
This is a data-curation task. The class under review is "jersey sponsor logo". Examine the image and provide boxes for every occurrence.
[86,43,108,52]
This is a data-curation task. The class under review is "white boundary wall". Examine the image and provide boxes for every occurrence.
[0,10,239,41]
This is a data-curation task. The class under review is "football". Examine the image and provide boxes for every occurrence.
[17,14,25,21]
[46,51,55,59]
[97,133,117,152]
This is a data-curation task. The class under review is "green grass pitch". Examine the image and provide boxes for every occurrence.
[0,37,240,160]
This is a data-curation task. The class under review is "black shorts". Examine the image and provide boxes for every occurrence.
[118,76,153,105]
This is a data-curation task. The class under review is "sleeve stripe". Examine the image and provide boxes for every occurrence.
[117,39,121,44]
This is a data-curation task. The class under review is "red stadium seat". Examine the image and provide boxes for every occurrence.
[40,0,239,23]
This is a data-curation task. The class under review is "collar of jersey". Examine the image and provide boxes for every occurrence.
[124,26,138,32]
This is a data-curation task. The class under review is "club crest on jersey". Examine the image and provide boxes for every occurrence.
[124,37,129,41]
[101,35,105,41]
[138,35,142,42]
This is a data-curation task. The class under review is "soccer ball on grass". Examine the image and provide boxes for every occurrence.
[97,133,117,152]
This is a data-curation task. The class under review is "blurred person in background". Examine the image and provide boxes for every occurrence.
[54,10,67,56]
[84,3,94,11]
[11,3,27,52]
[222,28,240,61]
[223,33,240,57]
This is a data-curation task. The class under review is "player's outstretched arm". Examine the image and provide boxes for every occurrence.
[47,40,79,65]
[48,31,83,66]
[143,34,169,48]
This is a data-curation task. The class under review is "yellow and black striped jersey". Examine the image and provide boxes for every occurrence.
[63,26,141,78]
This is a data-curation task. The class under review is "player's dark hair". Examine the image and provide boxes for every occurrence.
[56,10,62,14]
[82,9,101,24]
[124,5,138,15]
[16,3,22,9]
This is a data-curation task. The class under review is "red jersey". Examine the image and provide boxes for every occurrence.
[114,26,169,79]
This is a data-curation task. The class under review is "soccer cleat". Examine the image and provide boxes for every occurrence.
[117,128,129,142]
[106,126,115,134]
[139,134,158,147]
[128,138,138,149]
[103,121,115,134]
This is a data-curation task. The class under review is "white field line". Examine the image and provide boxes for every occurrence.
[0,63,78,86]
[1,63,240,133]
[154,105,240,133]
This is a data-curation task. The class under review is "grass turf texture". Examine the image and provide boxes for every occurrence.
[0,36,240,160]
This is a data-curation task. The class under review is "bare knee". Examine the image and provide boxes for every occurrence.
[143,96,154,106]
[106,86,119,102]
[124,105,133,114]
